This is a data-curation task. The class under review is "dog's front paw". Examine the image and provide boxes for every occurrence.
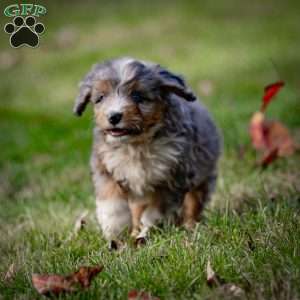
[183,220,197,231]
[130,228,140,238]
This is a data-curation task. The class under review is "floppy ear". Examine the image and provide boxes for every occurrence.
[73,66,98,116]
[156,66,196,102]
[73,84,92,116]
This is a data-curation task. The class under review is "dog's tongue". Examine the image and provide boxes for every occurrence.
[109,128,128,136]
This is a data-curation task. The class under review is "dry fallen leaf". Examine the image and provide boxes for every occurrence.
[32,265,103,296]
[249,80,297,167]
[65,210,89,242]
[249,112,266,151]
[206,260,245,298]
[206,260,224,287]
[32,274,76,295]
[263,120,295,156]
[259,147,279,168]
[249,112,295,166]
[128,290,160,300]
[73,210,89,234]
[217,283,246,298]
[72,266,103,288]
[4,263,16,282]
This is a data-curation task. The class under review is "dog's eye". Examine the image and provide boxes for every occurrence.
[95,95,104,104]
[131,91,145,104]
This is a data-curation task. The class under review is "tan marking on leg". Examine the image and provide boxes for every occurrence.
[129,192,163,239]
[129,201,147,238]
[183,182,209,230]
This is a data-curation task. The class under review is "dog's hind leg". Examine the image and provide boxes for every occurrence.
[182,175,216,230]
[139,204,163,237]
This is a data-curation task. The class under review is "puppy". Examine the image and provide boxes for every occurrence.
[74,57,221,243]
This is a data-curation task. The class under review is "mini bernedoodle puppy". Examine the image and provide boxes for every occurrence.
[74,57,221,244]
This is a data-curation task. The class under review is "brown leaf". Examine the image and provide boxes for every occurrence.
[128,290,160,300]
[32,266,103,296]
[216,283,245,298]
[249,111,267,151]
[259,147,279,168]
[206,260,217,286]
[32,274,76,296]
[206,260,225,287]
[73,210,89,234]
[206,261,245,298]
[249,112,295,167]
[72,266,103,288]
[4,263,16,282]
[264,121,295,156]
[66,210,89,242]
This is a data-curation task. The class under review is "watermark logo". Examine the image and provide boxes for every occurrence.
[3,4,46,48]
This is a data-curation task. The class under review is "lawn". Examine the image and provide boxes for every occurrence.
[0,0,300,299]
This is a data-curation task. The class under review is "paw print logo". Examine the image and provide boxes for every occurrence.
[4,16,45,48]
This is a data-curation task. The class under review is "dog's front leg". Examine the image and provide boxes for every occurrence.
[129,193,163,241]
[95,177,131,243]
[128,201,147,238]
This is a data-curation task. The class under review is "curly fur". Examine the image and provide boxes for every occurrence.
[74,57,221,240]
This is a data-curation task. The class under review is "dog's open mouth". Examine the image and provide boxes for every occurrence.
[105,128,141,137]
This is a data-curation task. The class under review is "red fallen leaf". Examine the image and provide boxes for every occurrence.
[249,112,295,167]
[259,147,279,168]
[249,112,266,151]
[263,120,295,156]
[261,81,284,112]
[32,266,103,296]
[128,290,160,300]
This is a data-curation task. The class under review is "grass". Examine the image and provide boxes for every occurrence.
[0,0,300,299]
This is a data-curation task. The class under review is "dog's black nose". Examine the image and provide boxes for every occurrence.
[108,112,123,125]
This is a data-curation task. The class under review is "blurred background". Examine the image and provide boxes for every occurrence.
[1,0,300,233]
[1,0,300,232]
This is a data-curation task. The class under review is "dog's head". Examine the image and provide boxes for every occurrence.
[74,57,196,143]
